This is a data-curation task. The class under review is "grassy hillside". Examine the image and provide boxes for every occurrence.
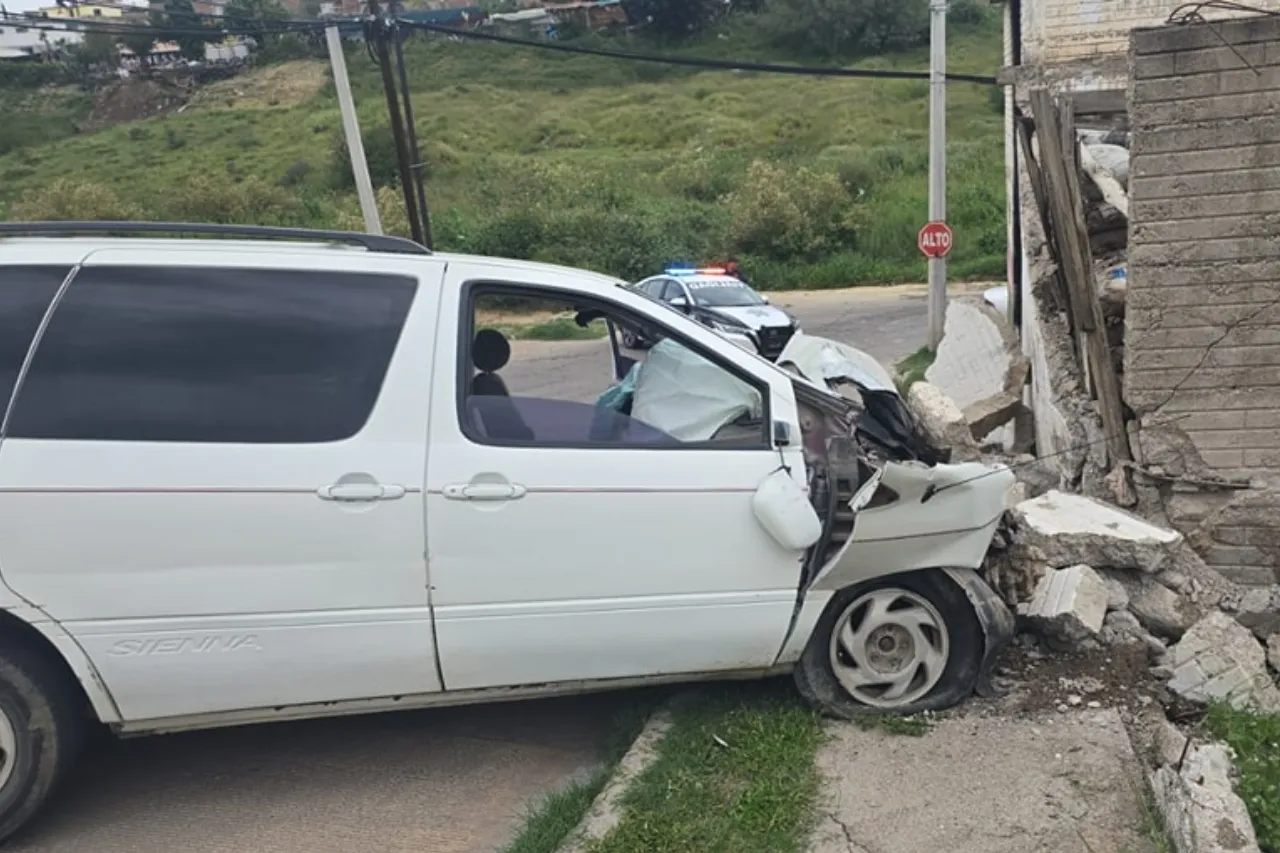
[0,19,1007,287]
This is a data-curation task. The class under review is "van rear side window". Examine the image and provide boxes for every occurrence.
[0,266,68,430]
[5,266,416,444]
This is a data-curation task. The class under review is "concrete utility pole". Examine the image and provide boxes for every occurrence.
[326,23,383,235]
[927,0,948,350]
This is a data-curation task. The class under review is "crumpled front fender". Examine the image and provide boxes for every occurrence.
[941,567,1015,699]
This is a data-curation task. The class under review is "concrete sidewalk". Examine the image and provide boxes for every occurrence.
[811,709,1158,853]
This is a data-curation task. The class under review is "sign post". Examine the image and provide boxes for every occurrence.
[927,0,948,349]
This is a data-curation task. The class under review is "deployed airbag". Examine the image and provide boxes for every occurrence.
[631,339,762,442]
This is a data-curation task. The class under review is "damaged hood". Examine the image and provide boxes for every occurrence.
[777,333,896,393]
[779,333,943,464]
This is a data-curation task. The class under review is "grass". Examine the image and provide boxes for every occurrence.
[496,317,610,342]
[894,346,936,393]
[0,15,1008,288]
[851,711,934,737]
[1204,704,1280,853]
[589,682,824,853]
[501,693,659,853]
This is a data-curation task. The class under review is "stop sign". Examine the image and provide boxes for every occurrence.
[918,221,953,259]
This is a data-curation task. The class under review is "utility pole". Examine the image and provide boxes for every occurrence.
[927,0,948,350]
[326,23,382,235]
[368,0,425,246]
[392,18,433,249]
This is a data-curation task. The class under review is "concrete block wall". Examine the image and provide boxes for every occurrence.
[1022,0,1280,65]
[1127,15,1280,585]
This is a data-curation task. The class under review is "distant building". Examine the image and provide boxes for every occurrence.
[0,18,83,61]
[36,2,123,17]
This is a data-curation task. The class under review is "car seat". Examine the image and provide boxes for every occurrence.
[471,329,512,397]
[468,329,534,441]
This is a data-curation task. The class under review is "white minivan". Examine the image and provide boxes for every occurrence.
[0,222,1016,841]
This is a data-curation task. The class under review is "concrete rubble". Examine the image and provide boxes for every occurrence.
[1163,612,1280,713]
[1009,490,1183,573]
[923,297,1030,449]
[904,381,980,461]
[1150,741,1262,853]
[1018,564,1108,646]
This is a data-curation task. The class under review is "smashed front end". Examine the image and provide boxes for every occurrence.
[781,334,1017,698]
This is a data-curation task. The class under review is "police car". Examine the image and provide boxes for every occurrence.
[624,267,801,360]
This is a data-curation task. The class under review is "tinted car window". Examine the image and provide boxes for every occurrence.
[0,266,68,429]
[7,266,416,444]
[660,280,684,301]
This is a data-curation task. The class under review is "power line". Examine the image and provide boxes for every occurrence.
[398,19,999,86]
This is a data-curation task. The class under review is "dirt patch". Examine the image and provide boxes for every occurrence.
[969,638,1165,719]
[88,76,192,127]
[188,60,326,111]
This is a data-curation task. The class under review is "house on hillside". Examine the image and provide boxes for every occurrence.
[0,18,82,61]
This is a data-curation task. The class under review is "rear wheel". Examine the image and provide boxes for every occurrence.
[621,328,646,349]
[0,646,85,843]
[794,570,984,717]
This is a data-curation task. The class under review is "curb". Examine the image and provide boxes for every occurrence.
[555,704,675,853]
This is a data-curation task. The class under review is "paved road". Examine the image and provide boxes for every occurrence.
[504,285,950,403]
[14,694,636,853]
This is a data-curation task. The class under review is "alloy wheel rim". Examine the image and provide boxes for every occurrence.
[828,588,950,709]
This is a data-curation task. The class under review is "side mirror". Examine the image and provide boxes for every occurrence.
[761,295,771,304]
[669,296,690,312]
[772,420,793,447]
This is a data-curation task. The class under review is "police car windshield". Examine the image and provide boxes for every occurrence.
[686,278,765,308]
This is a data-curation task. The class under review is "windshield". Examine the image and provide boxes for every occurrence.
[686,278,765,308]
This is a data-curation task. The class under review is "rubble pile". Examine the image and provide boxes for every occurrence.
[983,487,1280,710]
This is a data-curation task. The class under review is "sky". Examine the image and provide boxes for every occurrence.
[2,0,147,13]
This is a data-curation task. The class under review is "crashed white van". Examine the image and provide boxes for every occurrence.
[0,222,1015,840]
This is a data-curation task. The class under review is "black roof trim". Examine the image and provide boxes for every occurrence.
[0,221,431,255]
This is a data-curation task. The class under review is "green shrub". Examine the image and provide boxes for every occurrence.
[163,174,303,225]
[9,179,143,221]
[329,124,401,190]
[723,160,856,261]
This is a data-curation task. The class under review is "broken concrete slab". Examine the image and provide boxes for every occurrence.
[1164,612,1280,712]
[1101,572,1130,611]
[905,381,980,460]
[812,710,1158,853]
[1130,580,1201,641]
[925,298,1016,411]
[1012,491,1184,572]
[1020,564,1109,645]
[963,392,1025,441]
[1150,742,1262,853]
[1232,585,1280,641]
[1100,609,1167,657]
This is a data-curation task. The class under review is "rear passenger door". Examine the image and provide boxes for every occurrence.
[0,249,445,723]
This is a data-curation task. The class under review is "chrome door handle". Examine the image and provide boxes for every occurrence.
[318,482,406,502]
[442,482,527,502]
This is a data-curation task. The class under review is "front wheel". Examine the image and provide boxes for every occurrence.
[0,646,85,843]
[794,570,984,718]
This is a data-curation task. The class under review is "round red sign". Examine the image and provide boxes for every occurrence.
[918,221,953,259]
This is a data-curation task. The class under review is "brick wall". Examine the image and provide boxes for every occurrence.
[1127,15,1280,585]
[1022,0,1280,65]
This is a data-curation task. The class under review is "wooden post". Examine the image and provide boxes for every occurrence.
[1028,88,1132,465]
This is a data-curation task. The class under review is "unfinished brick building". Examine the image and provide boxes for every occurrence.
[997,0,1280,585]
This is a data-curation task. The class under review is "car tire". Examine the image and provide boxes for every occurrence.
[0,645,86,843]
[621,329,639,349]
[794,570,984,718]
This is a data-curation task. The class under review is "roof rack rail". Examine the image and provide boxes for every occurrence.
[0,221,431,255]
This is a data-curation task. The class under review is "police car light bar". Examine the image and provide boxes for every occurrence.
[665,266,728,276]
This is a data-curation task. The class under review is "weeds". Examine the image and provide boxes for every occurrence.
[1204,704,1280,853]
